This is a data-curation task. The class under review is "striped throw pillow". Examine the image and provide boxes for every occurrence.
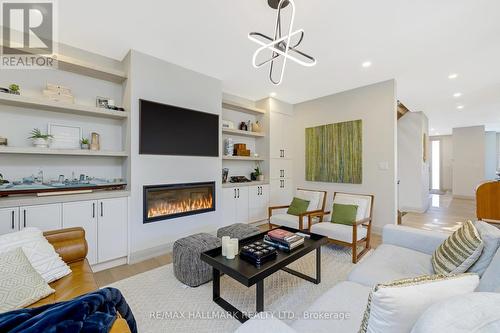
[432,221,484,275]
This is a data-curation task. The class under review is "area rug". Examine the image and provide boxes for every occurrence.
[108,245,369,333]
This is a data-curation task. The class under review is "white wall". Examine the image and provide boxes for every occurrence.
[438,135,454,191]
[126,50,223,260]
[485,131,498,180]
[292,80,398,232]
[452,126,485,198]
[398,111,430,213]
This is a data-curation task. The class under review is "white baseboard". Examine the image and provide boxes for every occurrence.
[91,257,127,272]
[452,195,475,200]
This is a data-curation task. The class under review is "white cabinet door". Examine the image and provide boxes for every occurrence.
[281,113,293,159]
[21,204,62,231]
[222,188,237,225]
[0,207,19,235]
[270,159,293,179]
[62,201,98,265]
[270,112,284,159]
[97,198,128,263]
[235,187,249,223]
[270,179,294,206]
[248,185,269,222]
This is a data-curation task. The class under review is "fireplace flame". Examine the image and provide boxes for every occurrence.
[147,195,213,218]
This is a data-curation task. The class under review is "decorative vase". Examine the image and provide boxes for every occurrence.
[90,132,100,151]
[81,143,89,150]
[257,175,264,181]
[252,121,262,133]
[33,138,49,148]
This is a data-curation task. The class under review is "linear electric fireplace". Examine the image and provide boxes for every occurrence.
[143,182,216,223]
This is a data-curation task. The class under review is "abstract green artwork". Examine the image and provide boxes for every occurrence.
[305,119,362,184]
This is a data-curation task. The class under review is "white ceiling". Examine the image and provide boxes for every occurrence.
[58,0,500,135]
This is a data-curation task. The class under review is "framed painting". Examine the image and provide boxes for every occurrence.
[305,119,362,184]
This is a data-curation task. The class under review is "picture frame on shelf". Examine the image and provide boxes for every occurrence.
[48,123,82,149]
[96,96,111,109]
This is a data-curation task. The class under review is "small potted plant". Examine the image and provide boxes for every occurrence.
[81,138,90,149]
[8,84,20,95]
[254,164,264,181]
[28,128,52,148]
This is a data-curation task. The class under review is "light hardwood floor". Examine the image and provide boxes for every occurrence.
[95,223,381,287]
[402,193,476,233]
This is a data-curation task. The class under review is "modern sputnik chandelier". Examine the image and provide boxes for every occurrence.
[248,0,316,85]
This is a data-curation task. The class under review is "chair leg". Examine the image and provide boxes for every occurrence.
[352,225,358,264]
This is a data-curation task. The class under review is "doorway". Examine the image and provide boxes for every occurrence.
[430,139,442,192]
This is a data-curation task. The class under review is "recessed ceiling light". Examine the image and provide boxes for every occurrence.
[448,73,458,79]
[457,105,464,110]
[453,92,462,98]
[270,92,277,97]
[362,61,372,68]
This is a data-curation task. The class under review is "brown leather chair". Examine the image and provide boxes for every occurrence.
[27,227,130,332]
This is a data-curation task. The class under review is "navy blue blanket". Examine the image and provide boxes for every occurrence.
[0,287,137,333]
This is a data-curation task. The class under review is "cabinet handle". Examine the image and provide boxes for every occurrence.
[100,202,103,217]
[237,188,240,198]
[11,211,15,229]
[234,189,236,198]
[23,209,26,228]
[92,203,95,218]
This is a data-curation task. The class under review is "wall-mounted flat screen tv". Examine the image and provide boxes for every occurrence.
[139,99,219,157]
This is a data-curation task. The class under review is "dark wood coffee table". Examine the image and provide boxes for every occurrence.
[200,226,327,323]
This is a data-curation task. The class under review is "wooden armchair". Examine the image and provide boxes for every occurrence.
[268,189,327,231]
[309,192,374,263]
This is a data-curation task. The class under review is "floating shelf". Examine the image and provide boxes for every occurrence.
[46,54,128,84]
[0,93,128,119]
[0,146,128,157]
[222,181,269,188]
[222,101,266,115]
[222,128,265,138]
[222,155,265,161]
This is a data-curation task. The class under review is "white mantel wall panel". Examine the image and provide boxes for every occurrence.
[127,50,223,256]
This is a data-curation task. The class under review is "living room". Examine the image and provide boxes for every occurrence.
[0,1,499,332]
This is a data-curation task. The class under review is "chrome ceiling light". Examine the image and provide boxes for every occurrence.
[249,0,316,85]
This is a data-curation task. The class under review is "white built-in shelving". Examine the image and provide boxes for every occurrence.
[222,100,266,115]
[0,93,128,119]
[222,155,265,161]
[0,146,128,157]
[222,128,265,138]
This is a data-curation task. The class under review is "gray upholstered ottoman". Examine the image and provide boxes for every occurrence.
[217,223,260,240]
[173,233,221,287]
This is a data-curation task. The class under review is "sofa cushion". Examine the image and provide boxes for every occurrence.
[287,197,310,216]
[296,189,322,212]
[291,281,371,333]
[431,220,484,275]
[310,222,367,243]
[477,246,500,292]
[468,221,500,276]
[0,248,55,313]
[270,214,310,229]
[28,258,97,308]
[411,292,500,333]
[359,274,479,333]
[348,244,433,287]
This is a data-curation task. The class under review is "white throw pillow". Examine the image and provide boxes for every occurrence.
[411,292,500,333]
[0,228,71,283]
[0,247,55,313]
[360,274,480,333]
[296,190,321,212]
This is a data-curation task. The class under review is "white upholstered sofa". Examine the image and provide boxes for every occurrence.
[235,224,500,333]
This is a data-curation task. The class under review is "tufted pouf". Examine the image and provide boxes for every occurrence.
[217,223,261,240]
[173,233,221,287]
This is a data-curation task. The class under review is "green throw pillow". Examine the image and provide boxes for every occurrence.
[287,197,310,216]
[332,203,358,225]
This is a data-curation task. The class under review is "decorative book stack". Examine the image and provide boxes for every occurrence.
[263,229,305,252]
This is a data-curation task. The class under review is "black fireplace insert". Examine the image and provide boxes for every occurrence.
[143,181,216,223]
